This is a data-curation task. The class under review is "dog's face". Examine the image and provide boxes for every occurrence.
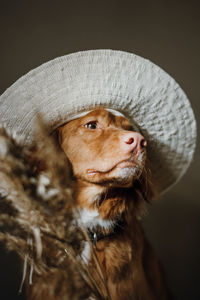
[57,109,147,188]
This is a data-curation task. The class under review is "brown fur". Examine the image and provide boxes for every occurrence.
[26,109,171,299]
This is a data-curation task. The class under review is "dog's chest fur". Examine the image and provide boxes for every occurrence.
[87,216,157,300]
[75,183,170,300]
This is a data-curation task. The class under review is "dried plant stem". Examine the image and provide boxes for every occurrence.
[64,248,104,300]
[19,253,28,293]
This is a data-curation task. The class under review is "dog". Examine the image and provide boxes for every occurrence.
[26,108,171,299]
[56,108,170,299]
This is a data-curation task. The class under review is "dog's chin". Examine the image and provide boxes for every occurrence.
[85,165,143,187]
[107,166,143,187]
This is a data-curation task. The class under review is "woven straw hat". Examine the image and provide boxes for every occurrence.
[0,49,196,194]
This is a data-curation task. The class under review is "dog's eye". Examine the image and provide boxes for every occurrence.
[84,122,98,129]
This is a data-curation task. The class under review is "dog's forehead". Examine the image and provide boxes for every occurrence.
[78,108,129,122]
[64,108,140,132]
[59,108,141,134]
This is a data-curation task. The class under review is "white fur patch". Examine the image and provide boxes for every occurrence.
[76,208,115,230]
[119,167,139,179]
[75,208,115,265]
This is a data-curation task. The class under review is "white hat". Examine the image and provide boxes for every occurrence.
[0,49,196,194]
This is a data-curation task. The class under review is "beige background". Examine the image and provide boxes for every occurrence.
[0,0,199,299]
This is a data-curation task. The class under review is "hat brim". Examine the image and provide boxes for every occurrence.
[0,49,196,194]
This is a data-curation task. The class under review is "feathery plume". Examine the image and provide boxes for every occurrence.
[0,120,111,300]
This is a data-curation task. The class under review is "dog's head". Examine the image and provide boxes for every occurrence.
[55,108,156,223]
[57,109,147,188]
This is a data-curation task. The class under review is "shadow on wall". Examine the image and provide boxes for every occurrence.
[143,190,200,300]
[0,245,25,299]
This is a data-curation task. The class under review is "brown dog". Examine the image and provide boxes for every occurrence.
[56,108,170,300]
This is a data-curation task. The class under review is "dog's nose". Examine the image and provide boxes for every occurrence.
[123,132,147,152]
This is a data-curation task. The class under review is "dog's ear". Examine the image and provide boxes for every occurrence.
[139,175,156,204]
[139,159,158,203]
[51,127,75,180]
[134,159,158,204]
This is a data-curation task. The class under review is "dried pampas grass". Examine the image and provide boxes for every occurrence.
[0,120,111,300]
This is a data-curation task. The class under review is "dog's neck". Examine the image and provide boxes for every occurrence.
[75,179,146,239]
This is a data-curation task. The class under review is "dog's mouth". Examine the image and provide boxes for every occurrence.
[87,160,135,175]
[87,152,146,176]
